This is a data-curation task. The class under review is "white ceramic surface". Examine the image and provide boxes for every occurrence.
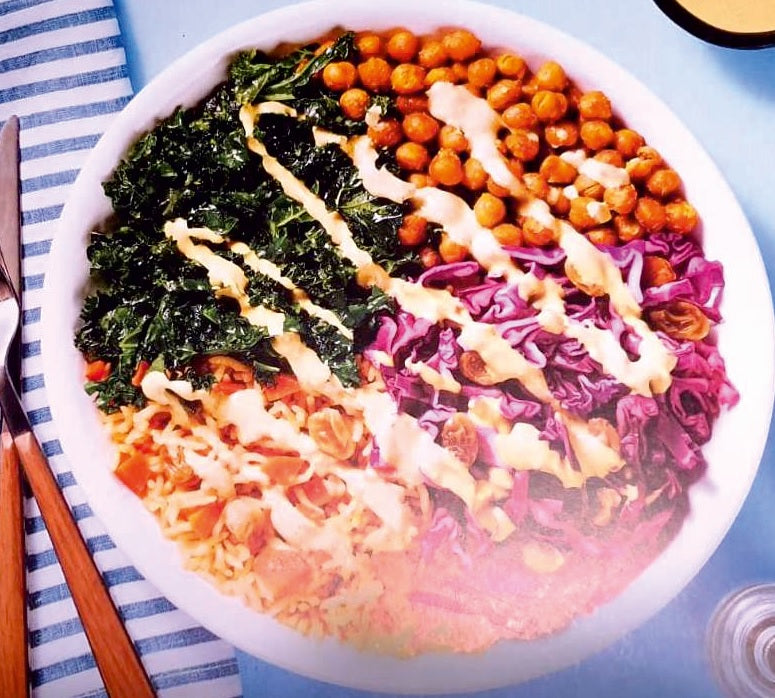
[41,0,775,692]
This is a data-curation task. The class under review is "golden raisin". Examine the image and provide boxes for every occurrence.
[642,255,676,287]
[441,413,479,466]
[308,408,356,460]
[648,300,710,341]
[459,350,499,385]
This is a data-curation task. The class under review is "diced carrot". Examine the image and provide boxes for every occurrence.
[114,453,152,497]
[130,360,150,387]
[85,359,111,382]
[252,547,313,600]
[187,501,225,539]
[261,374,300,402]
[211,379,248,396]
[261,456,307,486]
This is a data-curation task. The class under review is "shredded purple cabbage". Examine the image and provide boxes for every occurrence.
[366,235,738,558]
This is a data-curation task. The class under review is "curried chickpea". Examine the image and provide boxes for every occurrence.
[438,124,468,152]
[418,39,448,69]
[531,90,568,123]
[614,128,645,159]
[396,95,429,114]
[339,88,370,120]
[439,233,469,263]
[419,245,441,269]
[442,29,481,61]
[355,33,383,58]
[468,57,497,88]
[580,120,614,150]
[523,172,549,199]
[402,111,440,143]
[646,168,682,198]
[634,197,667,232]
[665,200,699,234]
[504,129,540,161]
[492,223,523,246]
[391,63,426,94]
[594,149,625,168]
[574,174,604,200]
[487,176,511,198]
[357,57,392,92]
[395,142,430,171]
[397,214,428,246]
[486,79,521,111]
[429,148,464,186]
[641,255,677,287]
[539,154,577,184]
[547,186,571,216]
[626,146,662,181]
[474,192,507,228]
[463,157,488,191]
[425,66,458,86]
[322,62,357,91]
[570,196,611,229]
[613,214,644,242]
[578,90,613,121]
[495,53,527,80]
[544,121,579,148]
[502,103,538,130]
[603,184,638,214]
[367,119,403,148]
[534,60,567,91]
[451,62,469,82]
[587,226,618,246]
[522,217,555,246]
[387,29,419,63]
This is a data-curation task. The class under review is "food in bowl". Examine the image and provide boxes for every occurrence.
[74,27,738,656]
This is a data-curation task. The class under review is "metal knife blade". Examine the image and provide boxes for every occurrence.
[0,116,22,392]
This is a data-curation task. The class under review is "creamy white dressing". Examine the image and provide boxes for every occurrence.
[559,149,629,190]
[405,357,462,394]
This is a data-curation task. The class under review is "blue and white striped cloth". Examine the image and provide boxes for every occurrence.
[0,1,243,695]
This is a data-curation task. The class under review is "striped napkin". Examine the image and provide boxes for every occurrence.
[0,1,243,695]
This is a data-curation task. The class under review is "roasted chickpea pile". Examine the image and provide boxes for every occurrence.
[316,28,699,285]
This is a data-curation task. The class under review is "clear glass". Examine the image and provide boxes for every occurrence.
[707,584,775,698]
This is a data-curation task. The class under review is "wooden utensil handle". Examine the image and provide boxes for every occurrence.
[0,430,29,698]
[14,431,156,698]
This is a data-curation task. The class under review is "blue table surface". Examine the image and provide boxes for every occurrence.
[113,1,775,696]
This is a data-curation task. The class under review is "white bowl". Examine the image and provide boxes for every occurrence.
[41,0,775,692]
